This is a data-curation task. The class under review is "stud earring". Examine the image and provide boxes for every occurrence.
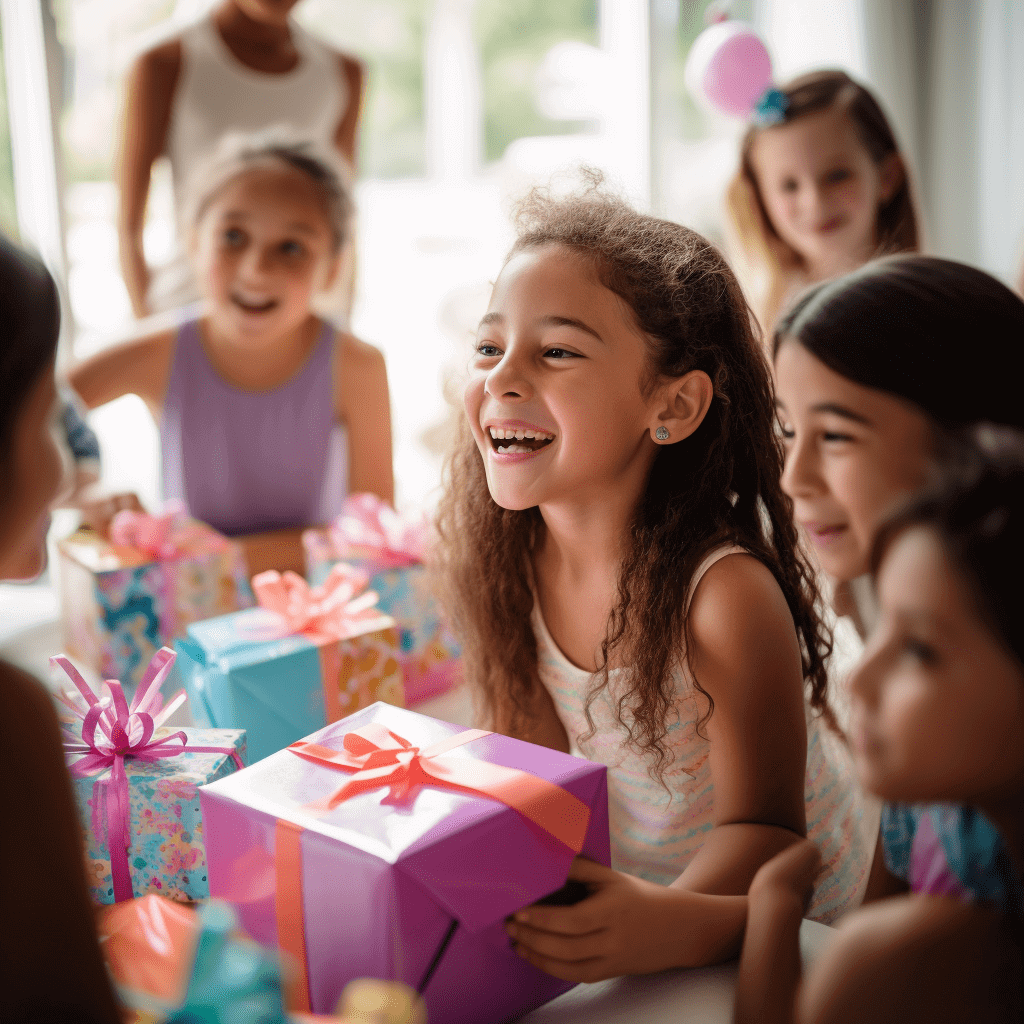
[655,426,670,441]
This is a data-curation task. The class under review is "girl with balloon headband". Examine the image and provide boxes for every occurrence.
[687,21,921,333]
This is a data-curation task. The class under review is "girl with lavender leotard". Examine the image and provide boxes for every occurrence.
[70,137,393,576]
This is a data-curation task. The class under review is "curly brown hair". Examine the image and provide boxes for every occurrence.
[727,69,920,331]
[433,181,833,781]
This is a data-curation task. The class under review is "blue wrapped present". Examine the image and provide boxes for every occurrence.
[176,568,403,763]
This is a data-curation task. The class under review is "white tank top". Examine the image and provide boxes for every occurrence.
[149,14,348,312]
[535,544,876,923]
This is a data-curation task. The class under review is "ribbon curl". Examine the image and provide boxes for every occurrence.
[55,647,244,903]
[251,564,382,639]
[329,493,428,570]
[289,723,590,855]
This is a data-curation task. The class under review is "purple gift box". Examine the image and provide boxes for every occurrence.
[200,701,609,1022]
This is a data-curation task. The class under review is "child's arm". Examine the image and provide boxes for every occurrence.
[741,888,1011,1024]
[67,329,174,416]
[333,54,365,169]
[508,552,811,978]
[116,40,181,319]
[735,839,821,1024]
[335,332,394,506]
[671,552,809,894]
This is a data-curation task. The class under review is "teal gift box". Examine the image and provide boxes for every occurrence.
[73,726,246,905]
[302,494,462,705]
[176,593,404,766]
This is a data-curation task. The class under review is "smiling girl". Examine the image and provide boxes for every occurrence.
[773,255,1024,635]
[727,70,920,333]
[434,183,873,981]
[736,442,1024,1024]
[70,137,392,575]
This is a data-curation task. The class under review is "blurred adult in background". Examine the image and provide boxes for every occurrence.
[117,0,363,319]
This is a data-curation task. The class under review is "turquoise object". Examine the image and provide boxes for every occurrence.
[166,901,287,1024]
[752,86,788,125]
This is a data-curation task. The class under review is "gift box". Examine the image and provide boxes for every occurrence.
[99,895,422,1024]
[177,566,404,764]
[303,494,461,704]
[58,506,253,690]
[200,701,610,1023]
[55,648,246,905]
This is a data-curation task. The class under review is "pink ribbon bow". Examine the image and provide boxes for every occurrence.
[108,504,186,560]
[251,563,382,638]
[330,493,428,570]
[289,723,590,855]
[55,647,243,903]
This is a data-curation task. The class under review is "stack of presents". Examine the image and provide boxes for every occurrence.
[55,495,610,1023]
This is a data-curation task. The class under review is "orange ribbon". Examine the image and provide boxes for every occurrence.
[289,723,590,855]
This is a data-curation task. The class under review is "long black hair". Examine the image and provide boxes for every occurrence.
[774,255,1024,432]
[0,235,60,478]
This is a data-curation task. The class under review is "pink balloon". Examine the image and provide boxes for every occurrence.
[686,22,774,119]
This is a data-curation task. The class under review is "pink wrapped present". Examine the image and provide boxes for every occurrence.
[200,701,610,1022]
[302,494,461,704]
[58,506,252,690]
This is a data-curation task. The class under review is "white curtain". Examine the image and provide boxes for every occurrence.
[756,0,1024,286]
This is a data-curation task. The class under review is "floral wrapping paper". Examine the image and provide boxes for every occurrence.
[58,523,253,691]
[303,533,461,705]
[71,726,246,905]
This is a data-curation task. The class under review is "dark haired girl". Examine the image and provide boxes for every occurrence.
[0,235,121,1022]
[434,183,872,980]
[737,437,1024,1024]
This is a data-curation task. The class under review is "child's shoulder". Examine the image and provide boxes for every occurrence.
[801,894,1014,1024]
[332,329,388,417]
[687,549,793,651]
[684,548,804,706]
[69,324,176,411]
[334,328,385,366]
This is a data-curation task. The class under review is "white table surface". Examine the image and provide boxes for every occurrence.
[520,920,834,1023]
[1,578,836,1024]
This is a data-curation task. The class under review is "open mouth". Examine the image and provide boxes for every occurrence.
[488,426,555,455]
[232,292,278,314]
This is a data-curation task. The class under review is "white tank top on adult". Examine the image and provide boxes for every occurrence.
[148,14,347,312]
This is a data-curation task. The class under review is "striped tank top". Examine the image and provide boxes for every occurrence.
[535,545,873,923]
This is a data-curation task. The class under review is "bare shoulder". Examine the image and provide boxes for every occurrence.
[131,36,182,88]
[336,330,386,375]
[69,328,176,411]
[800,895,1017,1024]
[688,551,797,662]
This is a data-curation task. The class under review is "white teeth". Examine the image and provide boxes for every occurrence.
[497,444,533,454]
[487,426,555,441]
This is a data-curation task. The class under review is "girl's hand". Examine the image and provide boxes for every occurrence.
[506,857,744,982]
[748,838,821,910]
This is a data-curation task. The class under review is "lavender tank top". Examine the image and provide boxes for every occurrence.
[161,318,346,536]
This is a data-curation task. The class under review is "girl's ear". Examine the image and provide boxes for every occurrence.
[649,369,714,445]
[879,152,905,204]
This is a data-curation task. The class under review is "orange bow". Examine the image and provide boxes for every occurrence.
[289,723,590,855]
